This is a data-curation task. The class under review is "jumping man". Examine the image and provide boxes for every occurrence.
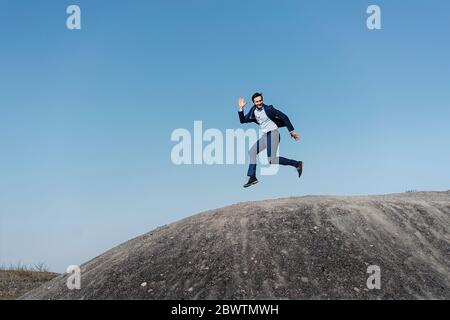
[238,92,303,188]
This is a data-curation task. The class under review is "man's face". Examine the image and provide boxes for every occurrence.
[253,96,263,108]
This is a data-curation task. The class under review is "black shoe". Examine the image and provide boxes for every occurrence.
[297,161,303,178]
[243,176,258,188]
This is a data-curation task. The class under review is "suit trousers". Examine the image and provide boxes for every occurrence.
[247,129,299,177]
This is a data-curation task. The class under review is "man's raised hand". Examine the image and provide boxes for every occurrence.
[238,97,246,110]
[290,131,300,141]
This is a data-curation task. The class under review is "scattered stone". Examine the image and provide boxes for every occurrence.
[18,191,450,300]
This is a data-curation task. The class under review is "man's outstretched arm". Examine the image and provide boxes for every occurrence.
[237,97,250,124]
[272,106,300,140]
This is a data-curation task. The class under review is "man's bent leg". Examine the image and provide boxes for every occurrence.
[267,130,300,168]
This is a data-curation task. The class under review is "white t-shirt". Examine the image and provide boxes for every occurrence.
[254,107,278,133]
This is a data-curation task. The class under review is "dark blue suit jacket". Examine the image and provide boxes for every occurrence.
[238,104,295,132]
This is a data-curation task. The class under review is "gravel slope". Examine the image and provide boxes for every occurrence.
[20,191,450,300]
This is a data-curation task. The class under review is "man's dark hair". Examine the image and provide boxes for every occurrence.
[252,92,263,103]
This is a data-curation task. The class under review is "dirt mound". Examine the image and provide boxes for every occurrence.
[20,191,450,299]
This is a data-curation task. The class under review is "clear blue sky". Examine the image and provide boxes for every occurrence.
[1,0,449,272]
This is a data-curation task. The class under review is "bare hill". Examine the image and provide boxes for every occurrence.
[20,191,450,299]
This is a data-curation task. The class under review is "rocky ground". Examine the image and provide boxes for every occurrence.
[20,191,450,300]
